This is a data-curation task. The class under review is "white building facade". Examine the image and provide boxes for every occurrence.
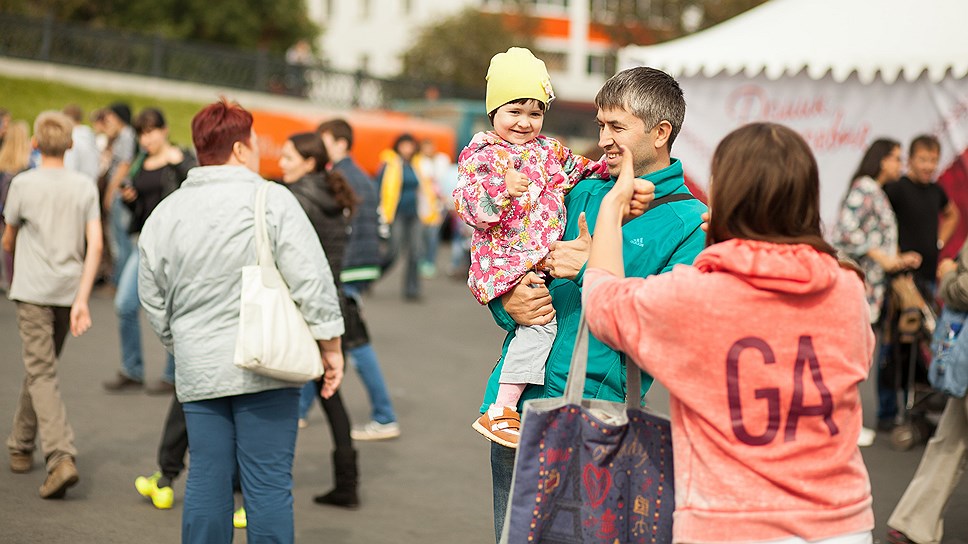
[307,0,633,102]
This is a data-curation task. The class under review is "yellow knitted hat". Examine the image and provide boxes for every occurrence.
[485,47,556,115]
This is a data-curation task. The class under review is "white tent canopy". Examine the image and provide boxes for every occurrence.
[619,0,968,84]
[615,0,968,239]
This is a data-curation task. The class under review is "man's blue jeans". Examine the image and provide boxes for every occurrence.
[343,283,397,424]
[115,250,174,383]
[109,195,132,286]
[491,442,516,543]
[182,388,299,544]
[386,214,423,299]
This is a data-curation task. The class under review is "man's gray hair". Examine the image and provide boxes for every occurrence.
[595,67,686,150]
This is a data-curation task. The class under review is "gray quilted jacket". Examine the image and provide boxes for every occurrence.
[138,165,344,403]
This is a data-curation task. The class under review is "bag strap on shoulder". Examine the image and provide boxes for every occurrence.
[646,192,695,212]
[254,183,275,267]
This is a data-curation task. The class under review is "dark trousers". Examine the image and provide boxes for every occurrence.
[159,396,188,479]
[312,381,353,452]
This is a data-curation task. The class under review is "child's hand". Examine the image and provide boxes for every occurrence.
[505,170,530,198]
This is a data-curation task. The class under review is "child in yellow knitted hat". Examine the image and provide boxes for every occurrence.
[454,47,606,448]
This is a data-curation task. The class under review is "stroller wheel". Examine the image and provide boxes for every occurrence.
[890,423,921,451]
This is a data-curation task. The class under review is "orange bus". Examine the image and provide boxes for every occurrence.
[251,108,457,180]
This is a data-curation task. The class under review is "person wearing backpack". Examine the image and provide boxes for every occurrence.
[887,239,968,544]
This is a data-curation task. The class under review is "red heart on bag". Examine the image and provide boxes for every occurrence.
[545,470,560,493]
[583,464,612,509]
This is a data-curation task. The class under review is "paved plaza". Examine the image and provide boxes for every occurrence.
[0,253,965,543]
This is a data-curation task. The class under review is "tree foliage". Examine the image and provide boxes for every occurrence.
[694,0,769,33]
[399,8,536,95]
[587,0,770,45]
[2,0,319,53]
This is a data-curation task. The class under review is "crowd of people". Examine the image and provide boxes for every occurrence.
[0,100,441,542]
[1,48,965,544]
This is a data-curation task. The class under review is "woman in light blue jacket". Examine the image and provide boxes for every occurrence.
[138,99,344,544]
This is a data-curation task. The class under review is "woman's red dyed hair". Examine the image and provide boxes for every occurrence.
[191,98,253,166]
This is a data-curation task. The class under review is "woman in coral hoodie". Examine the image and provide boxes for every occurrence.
[584,123,876,543]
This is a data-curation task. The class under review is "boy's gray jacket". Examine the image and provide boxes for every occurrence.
[138,165,344,403]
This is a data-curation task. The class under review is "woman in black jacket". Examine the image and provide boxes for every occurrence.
[104,107,196,393]
[279,131,362,508]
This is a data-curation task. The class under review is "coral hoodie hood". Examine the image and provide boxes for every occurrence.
[694,238,839,296]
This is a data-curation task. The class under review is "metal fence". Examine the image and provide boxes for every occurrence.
[0,13,480,110]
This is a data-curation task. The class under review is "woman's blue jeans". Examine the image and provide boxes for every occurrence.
[115,249,175,383]
[182,388,299,544]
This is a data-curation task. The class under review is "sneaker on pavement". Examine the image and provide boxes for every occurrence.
[151,485,174,509]
[886,529,917,544]
[351,420,401,441]
[472,405,521,449]
[135,472,174,509]
[103,372,143,392]
[39,458,79,499]
[135,472,160,498]
[233,507,247,529]
[857,426,876,447]
[10,451,32,473]
[419,261,437,279]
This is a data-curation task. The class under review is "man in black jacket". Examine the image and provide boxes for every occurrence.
[317,119,401,442]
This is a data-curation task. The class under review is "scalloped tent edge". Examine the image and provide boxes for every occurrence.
[618,0,968,85]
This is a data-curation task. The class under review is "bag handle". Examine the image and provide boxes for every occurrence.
[564,311,640,409]
[561,194,691,407]
[253,183,275,267]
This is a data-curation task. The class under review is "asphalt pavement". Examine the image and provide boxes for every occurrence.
[0,248,966,543]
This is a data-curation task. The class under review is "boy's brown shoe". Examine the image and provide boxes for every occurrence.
[102,372,143,392]
[472,405,521,449]
[10,451,32,473]
[39,458,79,499]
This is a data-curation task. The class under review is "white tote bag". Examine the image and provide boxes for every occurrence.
[233,182,323,382]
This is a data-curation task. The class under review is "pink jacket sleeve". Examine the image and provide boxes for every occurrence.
[454,144,514,229]
[550,139,609,191]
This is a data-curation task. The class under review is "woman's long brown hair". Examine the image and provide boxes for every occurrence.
[289,132,357,214]
[706,122,863,279]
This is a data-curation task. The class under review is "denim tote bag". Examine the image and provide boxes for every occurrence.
[929,307,968,398]
[500,312,675,544]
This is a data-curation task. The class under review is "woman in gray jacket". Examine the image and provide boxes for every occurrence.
[138,99,344,544]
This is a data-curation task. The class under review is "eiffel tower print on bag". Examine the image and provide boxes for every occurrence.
[500,311,675,543]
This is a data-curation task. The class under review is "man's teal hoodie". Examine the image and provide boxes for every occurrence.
[481,158,708,411]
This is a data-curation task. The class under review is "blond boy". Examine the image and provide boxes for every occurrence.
[2,111,102,498]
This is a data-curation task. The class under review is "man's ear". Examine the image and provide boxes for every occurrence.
[653,120,673,150]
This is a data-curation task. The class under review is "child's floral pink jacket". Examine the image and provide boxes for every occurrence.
[454,131,607,304]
